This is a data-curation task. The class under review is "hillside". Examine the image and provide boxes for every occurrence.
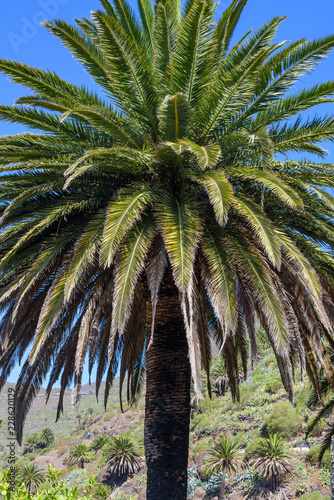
[1,347,333,499]
[0,379,120,456]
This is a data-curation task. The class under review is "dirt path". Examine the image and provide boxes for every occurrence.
[34,450,69,471]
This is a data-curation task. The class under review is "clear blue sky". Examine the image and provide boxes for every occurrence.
[1,0,334,387]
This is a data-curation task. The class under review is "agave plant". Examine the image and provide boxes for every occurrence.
[2,0,334,498]
[206,434,245,499]
[16,464,45,494]
[249,434,294,492]
[69,443,94,469]
[103,436,142,476]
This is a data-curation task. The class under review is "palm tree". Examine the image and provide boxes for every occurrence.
[103,436,142,477]
[23,432,40,454]
[211,359,229,397]
[249,434,294,492]
[87,407,94,417]
[16,464,45,494]
[39,427,55,448]
[206,434,245,499]
[69,443,94,469]
[2,0,334,498]
[90,434,112,453]
[76,414,82,426]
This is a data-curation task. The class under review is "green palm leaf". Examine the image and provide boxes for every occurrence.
[233,196,281,266]
[193,171,232,226]
[111,216,156,337]
[155,189,201,291]
[100,186,154,267]
[232,168,303,208]
[170,0,215,103]
[158,93,190,140]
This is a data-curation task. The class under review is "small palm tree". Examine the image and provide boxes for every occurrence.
[23,432,40,454]
[211,359,229,397]
[249,434,294,492]
[39,427,55,448]
[69,443,94,469]
[90,434,111,453]
[206,434,245,499]
[16,464,45,494]
[87,407,94,417]
[76,414,82,425]
[103,436,142,477]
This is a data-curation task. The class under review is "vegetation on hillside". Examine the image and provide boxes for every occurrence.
[1,345,334,499]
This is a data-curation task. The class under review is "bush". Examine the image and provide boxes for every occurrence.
[263,402,303,439]
[191,440,209,459]
[191,414,213,432]
[265,376,283,394]
[263,355,276,367]
[308,419,326,437]
[252,374,266,384]
[244,438,265,460]
[239,384,255,405]
[294,384,311,410]
[299,493,330,500]
[306,445,331,469]
[198,397,221,412]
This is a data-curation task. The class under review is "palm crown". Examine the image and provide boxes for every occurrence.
[103,435,142,476]
[1,0,334,495]
[249,434,294,491]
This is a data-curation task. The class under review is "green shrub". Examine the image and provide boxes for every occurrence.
[198,397,221,413]
[306,445,331,469]
[252,374,266,384]
[191,440,209,458]
[294,384,311,410]
[308,419,326,437]
[299,493,330,500]
[264,376,283,394]
[191,414,213,432]
[263,401,303,439]
[244,438,265,460]
[263,355,276,367]
[239,384,255,405]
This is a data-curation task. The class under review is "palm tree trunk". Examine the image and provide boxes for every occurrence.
[220,464,227,499]
[144,268,191,500]
[331,435,334,500]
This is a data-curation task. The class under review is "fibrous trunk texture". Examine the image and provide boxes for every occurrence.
[144,268,191,500]
[220,464,227,499]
